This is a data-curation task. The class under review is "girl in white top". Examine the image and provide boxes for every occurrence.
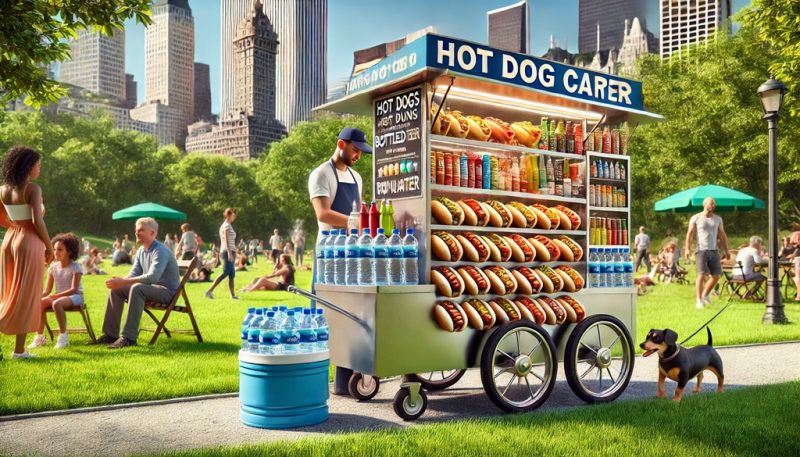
[29,233,84,349]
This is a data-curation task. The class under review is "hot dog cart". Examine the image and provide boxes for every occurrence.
[297,33,663,420]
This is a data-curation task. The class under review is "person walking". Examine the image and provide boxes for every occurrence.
[205,208,238,300]
[268,229,281,265]
[0,146,54,359]
[308,127,370,395]
[633,226,652,272]
[292,229,306,267]
[685,197,729,309]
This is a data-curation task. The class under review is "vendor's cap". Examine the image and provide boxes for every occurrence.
[338,127,372,154]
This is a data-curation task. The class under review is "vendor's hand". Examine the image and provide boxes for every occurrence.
[105,277,127,289]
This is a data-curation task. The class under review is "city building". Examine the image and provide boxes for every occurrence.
[219,0,252,120]
[186,0,284,160]
[132,0,195,147]
[194,62,211,121]
[487,0,528,54]
[59,28,126,100]
[618,17,659,74]
[263,0,327,130]
[56,84,156,137]
[578,0,647,53]
[660,0,731,58]
[349,27,434,83]
[125,74,137,109]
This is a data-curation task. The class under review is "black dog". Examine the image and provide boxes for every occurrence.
[640,327,724,401]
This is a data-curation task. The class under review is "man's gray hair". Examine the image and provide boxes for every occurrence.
[749,235,763,246]
[136,217,159,234]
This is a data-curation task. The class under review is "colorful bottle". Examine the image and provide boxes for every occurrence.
[574,122,584,155]
[368,200,379,237]
[358,201,368,236]
[539,117,549,150]
[459,153,468,187]
[529,155,538,192]
[602,127,611,153]
[452,152,461,187]
[566,121,574,154]
[490,156,500,190]
[511,157,520,192]
[519,156,527,193]
[538,154,547,194]
[482,154,491,189]
[548,121,557,151]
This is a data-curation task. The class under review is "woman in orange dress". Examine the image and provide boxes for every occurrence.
[0,146,54,359]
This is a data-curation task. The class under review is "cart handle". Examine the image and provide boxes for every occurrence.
[287,286,370,330]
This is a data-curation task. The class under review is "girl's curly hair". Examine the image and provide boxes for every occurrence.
[2,146,40,187]
[51,233,80,261]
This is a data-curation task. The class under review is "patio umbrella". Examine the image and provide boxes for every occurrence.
[112,202,187,221]
[653,184,765,213]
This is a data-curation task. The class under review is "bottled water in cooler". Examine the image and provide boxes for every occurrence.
[402,228,419,285]
[373,228,388,285]
[280,311,300,354]
[323,230,337,284]
[241,307,256,350]
[588,249,602,288]
[247,309,264,352]
[357,229,375,285]
[298,309,318,353]
[387,229,404,285]
[344,229,359,286]
[316,230,329,284]
[333,229,347,285]
[258,311,282,354]
[315,308,328,351]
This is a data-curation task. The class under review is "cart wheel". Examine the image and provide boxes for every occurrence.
[480,321,557,413]
[393,385,428,421]
[564,314,635,404]
[348,372,380,401]
[403,369,467,391]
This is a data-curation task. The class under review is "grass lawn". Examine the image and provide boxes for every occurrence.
[1,255,799,415]
[146,381,800,457]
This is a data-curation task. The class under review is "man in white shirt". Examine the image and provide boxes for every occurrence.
[268,229,281,265]
[685,197,729,308]
[734,236,765,281]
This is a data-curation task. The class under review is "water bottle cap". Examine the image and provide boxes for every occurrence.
[294,307,302,311]
[406,228,413,235]
[340,229,346,235]
[392,229,400,234]
[316,308,323,314]
[350,228,358,234]
[255,309,263,315]
[247,307,256,313]
[363,228,370,235]
[272,306,279,311]
[377,228,385,234]
[267,311,275,317]
[287,311,295,316]
[303,309,311,314]
[321,230,328,235]
[280,306,287,311]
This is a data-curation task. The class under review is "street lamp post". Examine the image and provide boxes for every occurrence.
[757,76,788,325]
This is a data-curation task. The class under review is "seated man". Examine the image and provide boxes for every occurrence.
[734,235,766,281]
[94,217,181,348]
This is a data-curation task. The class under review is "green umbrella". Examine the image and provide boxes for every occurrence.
[653,184,765,213]
[112,202,187,221]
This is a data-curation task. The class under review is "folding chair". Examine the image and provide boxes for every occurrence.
[44,302,97,343]
[140,257,203,345]
[724,261,765,302]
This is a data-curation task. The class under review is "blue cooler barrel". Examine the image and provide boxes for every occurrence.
[239,350,330,429]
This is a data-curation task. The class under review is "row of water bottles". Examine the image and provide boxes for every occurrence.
[588,247,634,288]
[241,306,328,355]
[315,227,419,286]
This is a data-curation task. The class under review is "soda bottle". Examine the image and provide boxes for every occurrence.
[299,309,318,353]
[387,229,404,285]
[530,155,538,192]
[373,228,388,285]
[452,152,461,187]
[490,156,499,190]
[574,122,584,155]
[566,121,574,154]
[602,127,611,153]
[240,307,256,350]
[482,154,491,189]
[460,153,468,187]
[280,311,300,354]
[315,230,329,285]
[519,156,527,193]
[556,120,565,152]
[258,311,282,355]
[538,154,547,194]
[333,228,347,285]
[357,228,374,285]
[344,228,359,286]
[594,128,602,152]
[548,120,557,150]
[315,308,328,351]
[474,155,483,189]
[369,200,379,237]
[402,228,419,285]
[539,117,549,150]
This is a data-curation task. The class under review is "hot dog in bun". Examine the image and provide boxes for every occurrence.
[457,199,490,227]
[457,265,491,295]
[507,201,538,228]
[550,206,572,230]
[461,298,496,330]
[514,296,547,325]
[555,235,584,262]
[465,115,492,142]
[483,117,515,144]
[485,233,512,262]
[556,295,586,323]
[432,196,464,225]
[555,265,584,291]
[488,297,521,323]
[433,300,467,332]
[456,232,491,262]
[514,266,543,293]
[431,266,465,297]
[550,238,576,262]
[537,296,568,324]
[553,205,582,230]
[526,236,550,261]
[507,233,535,262]
[533,235,560,261]
[536,265,563,293]
[484,200,513,228]
[553,268,577,292]
[484,265,518,295]
[530,204,551,230]
[431,231,463,262]
[447,111,470,138]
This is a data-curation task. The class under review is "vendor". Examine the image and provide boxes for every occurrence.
[308,127,371,395]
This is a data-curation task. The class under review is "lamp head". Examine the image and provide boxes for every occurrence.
[757,76,786,116]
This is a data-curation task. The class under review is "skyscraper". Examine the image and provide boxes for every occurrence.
[59,29,126,100]
[578,0,647,53]
[618,17,659,73]
[262,0,327,130]
[220,0,251,120]
[125,74,137,109]
[194,62,212,121]
[487,1,528,54]
[660,0,730,58]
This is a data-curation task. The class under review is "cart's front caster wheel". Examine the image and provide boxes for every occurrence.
[393,383,427,421]
[403,369,466,391]
[480,321,557,413]
[348,372,380,401]
[564,314,635,404]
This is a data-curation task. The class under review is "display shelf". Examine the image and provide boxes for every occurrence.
[589,206,629,213]
[430,184,586,204]
[430,260,585,269]
[586,150,630,160]
[588,176,626,184]
[434,291,588,301]
[589,245,630,250]
[430,224,587,236]
[431,135,586,161]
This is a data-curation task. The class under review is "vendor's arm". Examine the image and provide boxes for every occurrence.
[311,196,348,228]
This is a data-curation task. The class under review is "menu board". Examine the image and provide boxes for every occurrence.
[373,86,423,200]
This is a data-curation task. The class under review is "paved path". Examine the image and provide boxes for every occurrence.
[2,342,799,457]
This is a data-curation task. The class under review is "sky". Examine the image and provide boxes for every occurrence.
[123,0,751,115]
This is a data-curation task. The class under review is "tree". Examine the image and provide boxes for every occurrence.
[0,1,151,107]
[256,115,373,242]
[739,0,800,115]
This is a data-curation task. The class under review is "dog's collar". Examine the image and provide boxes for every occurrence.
[660,345,681,362]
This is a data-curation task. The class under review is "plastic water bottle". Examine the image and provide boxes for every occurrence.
[613,248,625,287]
[280,310,301,354]
[258,311,282,355]
[276,305,288,325]
[344,229,359,286]
[241,307,256,350]
[333,229,347,285]
[357,228,375,285]
[588,249,601,288]
[316,230,329,284]
[387,229,404,285]
[402,228,419,285]
[601,248,612,287]
[373,228,388,285]
[623,247,634,287]
[323,230,336,284]
[247,309,264,353]
[315,308,328,351]
[298,309,318,353]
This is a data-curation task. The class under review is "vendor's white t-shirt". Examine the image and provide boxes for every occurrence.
[308,160,363,234]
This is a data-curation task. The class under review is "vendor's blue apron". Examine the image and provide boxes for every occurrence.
[312,160,360,395]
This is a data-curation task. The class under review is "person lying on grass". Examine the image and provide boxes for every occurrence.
[240,254,295,292]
